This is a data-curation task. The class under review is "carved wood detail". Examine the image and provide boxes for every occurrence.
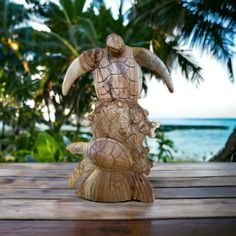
[63,33,174,202]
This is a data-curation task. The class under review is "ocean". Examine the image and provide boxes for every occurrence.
[149,118,236,161]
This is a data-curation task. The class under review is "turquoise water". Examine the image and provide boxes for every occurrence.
[151,118,236,161]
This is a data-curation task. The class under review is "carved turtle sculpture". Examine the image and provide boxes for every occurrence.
[62,33,174,98]
[62,33,174,202]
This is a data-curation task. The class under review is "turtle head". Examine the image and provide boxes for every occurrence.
[106,33,125,56]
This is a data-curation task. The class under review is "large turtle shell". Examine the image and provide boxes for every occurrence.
[93,47,142,101]
[89,138,133,171]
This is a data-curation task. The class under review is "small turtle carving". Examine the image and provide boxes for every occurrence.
[63,33,174,202]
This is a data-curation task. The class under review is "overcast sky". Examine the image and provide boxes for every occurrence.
[139,52,236,118]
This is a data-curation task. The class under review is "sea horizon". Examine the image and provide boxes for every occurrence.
[148,117,236,162]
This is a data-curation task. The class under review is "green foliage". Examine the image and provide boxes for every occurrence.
[181,0,235,80]
[148,131,177,163]
[0,129,85,162]
[0,0,39,135]
[33,131,62,162]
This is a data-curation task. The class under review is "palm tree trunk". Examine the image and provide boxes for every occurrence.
[209,128,236,162]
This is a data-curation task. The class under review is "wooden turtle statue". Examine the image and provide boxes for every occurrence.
[62,33,174,202]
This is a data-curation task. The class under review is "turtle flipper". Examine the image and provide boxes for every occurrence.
[133,47,174,93]
[66,142,90,155]
[67,142,95,188]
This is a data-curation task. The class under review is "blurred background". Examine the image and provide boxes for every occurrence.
[0,0,235,163]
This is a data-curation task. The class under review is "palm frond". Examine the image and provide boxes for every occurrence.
[151,32,203,82]
[181,0,236,80]
[129,0,236,81]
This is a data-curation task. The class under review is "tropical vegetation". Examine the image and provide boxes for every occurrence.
[0,0,235,162]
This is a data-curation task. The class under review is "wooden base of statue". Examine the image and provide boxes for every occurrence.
[67,100,157,202]
[76,169,154,202]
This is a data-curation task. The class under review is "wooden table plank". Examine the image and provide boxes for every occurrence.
[150,176,236,187]
[0,198,236,220]
[150,170,236,177]
[1,176,236,188]
[0,177,67,189]
[1,219,236,236]
[0,163,236,236]
[0,169,235,178]
[0,188,76,199]
[1,187,236,199]
[0,162,236,171]
[155,187,236,199]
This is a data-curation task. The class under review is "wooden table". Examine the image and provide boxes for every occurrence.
[0,163,236,236]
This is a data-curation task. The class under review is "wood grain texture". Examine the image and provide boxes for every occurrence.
[150,176,236,187]
[1,176,236,189]
[1,219,236,236]
[155,186,236,198]
[0,162,235,170]
[0,187,236,199]
[0,163,236,235]
[1,168,235,178]
[0,198,236,220]
[0,177,67,188]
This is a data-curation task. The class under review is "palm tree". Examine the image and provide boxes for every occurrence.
[129,0,235,80]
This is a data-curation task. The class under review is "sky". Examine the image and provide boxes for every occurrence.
[139,52,236,118]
